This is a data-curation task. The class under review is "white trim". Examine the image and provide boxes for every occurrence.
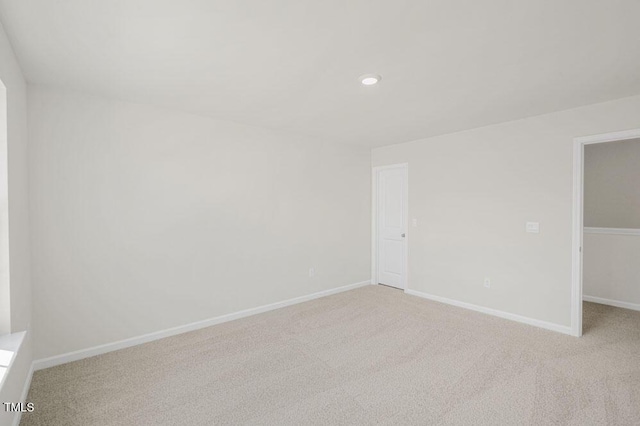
[0,330,28,426]
[572,128,640,338]
[403,165,409,290]
[0,331,26,389]
[584,227,640,236]
[571,138,584,337]
[371,163,408,290]
[405,289,573,335]
[574,128,640,145]
[0,331,32,426]
[371,167,378,285]
[33,280,371,371]
[583,295,640,312]
[12,364,34,426]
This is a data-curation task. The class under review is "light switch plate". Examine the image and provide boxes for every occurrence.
[412,218,418,228]
[526,222,540,233]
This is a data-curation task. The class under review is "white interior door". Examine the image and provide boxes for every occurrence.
[377,166,407,289]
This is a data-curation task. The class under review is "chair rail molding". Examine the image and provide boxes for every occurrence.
[584,227,640,236]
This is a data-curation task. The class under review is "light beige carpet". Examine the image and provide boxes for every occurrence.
[22,285,640,425]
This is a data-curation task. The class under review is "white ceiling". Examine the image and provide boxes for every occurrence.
[1,0,640,147]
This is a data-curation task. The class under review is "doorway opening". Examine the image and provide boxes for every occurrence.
[572,128,640,337]
[372,164,408,290]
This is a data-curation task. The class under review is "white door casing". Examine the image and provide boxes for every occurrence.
[376,165,407,289]
[571,128,640,337]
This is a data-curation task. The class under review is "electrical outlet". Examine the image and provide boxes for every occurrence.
[484,277,491,288]
[309,267,315,278]
[526,222,540,233]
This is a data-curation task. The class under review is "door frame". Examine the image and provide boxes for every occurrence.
[571,128,640,337]
[372,163,408,289]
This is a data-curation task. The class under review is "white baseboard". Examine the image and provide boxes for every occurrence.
[33,280,371,371]
[404,289,573,336]
[583,295,640,312]
[12,363,34,426]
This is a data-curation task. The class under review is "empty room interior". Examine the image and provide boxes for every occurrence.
[0,1,640,425]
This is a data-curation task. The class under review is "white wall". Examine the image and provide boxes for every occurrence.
[28,86,371,360]
[372,95,640,328]
[584,138,640,228]
[0,18,33,426]
[583,232,640,309]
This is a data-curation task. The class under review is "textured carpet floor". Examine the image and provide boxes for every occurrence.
[22,285,640,425]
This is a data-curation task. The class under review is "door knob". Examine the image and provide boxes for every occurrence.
[401,233,406,238]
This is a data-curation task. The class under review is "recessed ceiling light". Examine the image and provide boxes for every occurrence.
[360,74,381,86]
